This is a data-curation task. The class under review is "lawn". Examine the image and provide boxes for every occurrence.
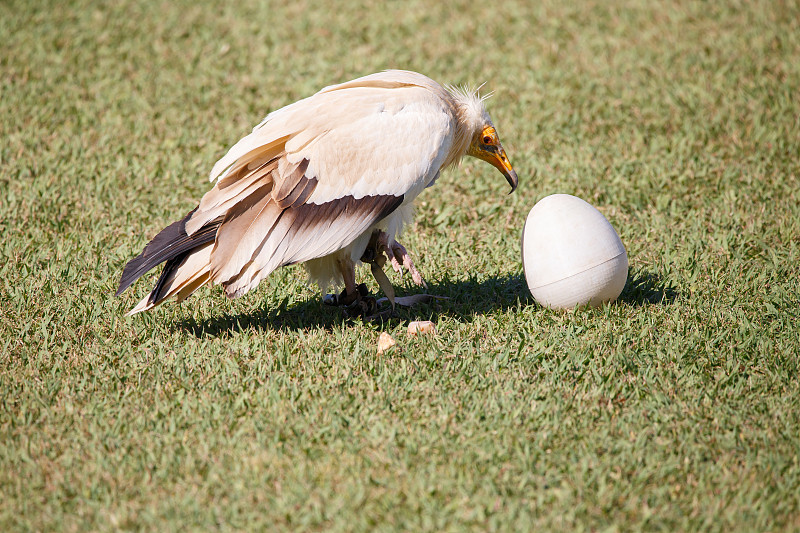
[1,0,799,530]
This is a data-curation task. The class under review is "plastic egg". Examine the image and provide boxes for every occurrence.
[521,194,628,309]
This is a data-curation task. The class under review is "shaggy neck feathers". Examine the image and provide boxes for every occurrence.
[445,84,492,169]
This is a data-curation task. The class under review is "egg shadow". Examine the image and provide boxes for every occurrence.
[618,268,679,306]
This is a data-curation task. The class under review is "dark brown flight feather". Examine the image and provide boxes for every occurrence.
[115,209,221,297]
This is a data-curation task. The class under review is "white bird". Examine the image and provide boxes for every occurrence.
[116,70,518,316]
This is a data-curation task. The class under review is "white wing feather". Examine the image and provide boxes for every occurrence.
[296,89,453,203]
[188,71,461,298]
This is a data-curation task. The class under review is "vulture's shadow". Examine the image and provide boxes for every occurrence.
[177,268,677,337]
[177,273,532,337]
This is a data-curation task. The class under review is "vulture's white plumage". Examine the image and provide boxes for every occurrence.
[116,70,517,315]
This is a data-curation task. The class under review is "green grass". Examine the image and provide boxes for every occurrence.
[2,0,799,530]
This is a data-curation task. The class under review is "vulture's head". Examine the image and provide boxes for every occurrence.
[449,84,519,193]
[466,123,518,193]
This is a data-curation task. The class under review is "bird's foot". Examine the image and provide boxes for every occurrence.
[370,231,427,288]
[323,283,378,318]
[345,295,378,318]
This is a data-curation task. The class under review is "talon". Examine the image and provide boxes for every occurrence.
[357,283,369,297]
[337,287,359,306]
[390,256,403,274]
[342,294,377,318]
[362,296,377,316]
[390,240,427,287]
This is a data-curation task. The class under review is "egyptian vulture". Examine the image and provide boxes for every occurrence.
[116,70,518,316]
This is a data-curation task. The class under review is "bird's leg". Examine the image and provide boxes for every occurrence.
[375,231,427,288]
[325,256,376,316]
[361,231,396,308]
[335,257,359,305]
[391,240,427,288]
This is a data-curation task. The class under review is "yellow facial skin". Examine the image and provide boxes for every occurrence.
[469,126,518,193]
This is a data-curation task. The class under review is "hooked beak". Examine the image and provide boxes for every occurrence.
[475,144,519,194]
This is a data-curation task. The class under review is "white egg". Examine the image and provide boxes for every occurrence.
[521,194,628,309]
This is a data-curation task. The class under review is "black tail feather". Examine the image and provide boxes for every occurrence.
[116,208,220,297]
[148,254,188,305]
[147,220,220,304]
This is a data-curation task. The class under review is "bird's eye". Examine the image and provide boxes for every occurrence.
[483,135,492,144]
